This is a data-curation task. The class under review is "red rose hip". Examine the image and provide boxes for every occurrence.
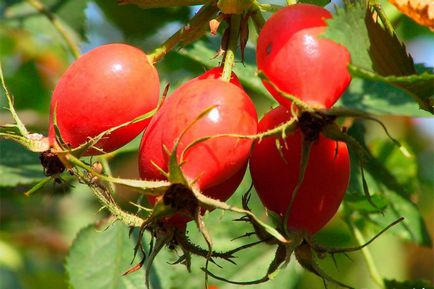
[257,4,351,109]
[48,43,160,154]
[249,106,350,234]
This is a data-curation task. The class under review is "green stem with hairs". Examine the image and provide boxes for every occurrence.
[98,156,116,195]
[1,62,29,137]
[74,169,144,227]
[26,0,80,59]
[148,3,218,63]
[221,15,241,82]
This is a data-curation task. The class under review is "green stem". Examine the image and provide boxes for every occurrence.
[98,156,116,195]
[351,224,385,289]
[66,154,170,194]
[0,62,29,137]
[148,3,218,63]
[24,177,51,196]
[119,0,209,8]
[221,15,241,82]
[249,2,268,33]
[26,0,80,59]
[250,11,265,33]
[286,0,296,5]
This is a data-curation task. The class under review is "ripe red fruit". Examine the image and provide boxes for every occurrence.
[256,4,351,109]
[138,77,257,225]
[139,77,257,189]
[249,106,350,234]
[48,43,160,154]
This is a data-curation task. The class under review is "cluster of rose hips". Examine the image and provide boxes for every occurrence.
[47,4,356,287]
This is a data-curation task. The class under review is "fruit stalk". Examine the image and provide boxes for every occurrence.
[25,0,81,59]
[221,15,241,82]
[350,222,385,288]
[249,2,266,32]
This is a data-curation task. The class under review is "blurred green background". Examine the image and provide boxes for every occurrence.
[0,0,433,289]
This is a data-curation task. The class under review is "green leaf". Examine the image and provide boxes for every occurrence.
[323,1,433,114]
[345,193,389,213]
[348,65,434,114]
[66,222,162,289]
[0,140,44,187]
[384,279,433,289]
[345,121,432,246]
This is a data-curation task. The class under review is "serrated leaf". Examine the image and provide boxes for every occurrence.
[384,278,433,289]
[66,222,163,289]
[323,1,433,114]
[0,140,44,187]
[345,121,432,246]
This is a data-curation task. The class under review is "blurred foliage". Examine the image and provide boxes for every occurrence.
[0,0,433,289]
